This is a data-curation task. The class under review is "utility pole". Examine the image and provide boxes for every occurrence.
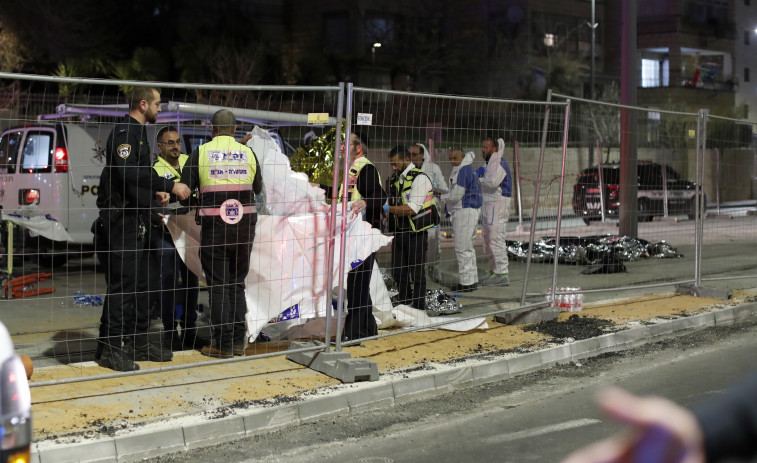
[588,0,598,167]
[619,0,638,237]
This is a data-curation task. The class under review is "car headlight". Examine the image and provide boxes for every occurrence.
[0,355,31,463]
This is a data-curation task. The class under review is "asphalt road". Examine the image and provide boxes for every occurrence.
[151,321,757,463]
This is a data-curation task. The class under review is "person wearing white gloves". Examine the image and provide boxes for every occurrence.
[441,149,482,292]
[410,143,449,283]
[477,136,512,287]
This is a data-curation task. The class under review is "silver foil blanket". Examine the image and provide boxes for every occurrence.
[506,235,684,265]
[425,289,463,316]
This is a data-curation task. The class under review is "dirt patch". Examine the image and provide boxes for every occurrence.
[28,290,756,442]
[524,314,617,340]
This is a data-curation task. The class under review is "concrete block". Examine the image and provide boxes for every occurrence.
[29,451,40,463]
[647,321,674,337]
[37,439,116,463]
[115,427,186,462]
[597,333,617,350]
[392,375,437,404]
[346,383,395,412]
[471,357,510,381]
[733,303,757,322]
[433,366,474,392]
[569,337,602,359]
[714,308,735,325]
[183,416,245,450]
[495,306,560,325]
[690,312,716,328]
[287,341,379,383]
[539,344,572,366]
[507,351,543,375]
[614,326,650,346]
[297,395,350,422]
[675,283,733,300]
[243,404,300,434]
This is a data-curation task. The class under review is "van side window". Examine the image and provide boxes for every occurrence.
[20,132,53,173]
[0,131,22,174]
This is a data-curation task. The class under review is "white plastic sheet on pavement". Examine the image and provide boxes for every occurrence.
[1,212,74,242]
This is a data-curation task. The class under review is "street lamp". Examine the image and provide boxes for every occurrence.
[371,42,382,87]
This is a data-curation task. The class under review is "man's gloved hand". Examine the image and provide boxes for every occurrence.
[383,203,389,213]
[497,138,505,156]
[476,166,485,177]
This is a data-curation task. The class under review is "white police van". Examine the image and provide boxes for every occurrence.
[0,102,300,267]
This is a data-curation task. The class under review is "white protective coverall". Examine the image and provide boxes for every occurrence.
[441,151,480,286]
[416,143,449,281]
[480,138,511,276]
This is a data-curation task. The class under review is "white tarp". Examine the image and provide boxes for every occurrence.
[1,212,74,242]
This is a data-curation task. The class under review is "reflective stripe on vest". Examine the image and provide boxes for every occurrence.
[338,156,379,202]
[198,135,256,193]
[390,168,436,232]
[198,205,255,216]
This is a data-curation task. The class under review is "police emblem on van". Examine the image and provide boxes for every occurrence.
[117,144,131,159]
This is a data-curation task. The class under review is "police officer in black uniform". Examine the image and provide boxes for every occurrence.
[96,87,190,372]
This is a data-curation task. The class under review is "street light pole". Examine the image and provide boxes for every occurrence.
[588,0,598,166]
[371,42,381,88]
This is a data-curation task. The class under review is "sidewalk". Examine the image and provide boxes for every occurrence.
[27,288,757,463]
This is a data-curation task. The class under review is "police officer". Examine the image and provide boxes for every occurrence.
[183,109,263,358]
[150,126,209,351]
[386,145,437,311]
[97,87,190,372]
[478,136,512,287]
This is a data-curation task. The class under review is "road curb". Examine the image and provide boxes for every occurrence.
[32,302,757,463]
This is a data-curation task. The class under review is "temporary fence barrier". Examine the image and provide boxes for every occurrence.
[1,71,756,389]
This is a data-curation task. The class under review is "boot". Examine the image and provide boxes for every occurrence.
[127,336,173,362]
[182,326,210,350]
[97,344,139,372]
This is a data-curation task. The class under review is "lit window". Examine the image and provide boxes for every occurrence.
[544,33,556,47]
[641,59,661,88]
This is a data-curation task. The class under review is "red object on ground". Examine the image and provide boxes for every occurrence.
[3,273,55,299]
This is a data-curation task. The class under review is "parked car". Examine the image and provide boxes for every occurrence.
[572,162,703,224]
[0,321,32,463]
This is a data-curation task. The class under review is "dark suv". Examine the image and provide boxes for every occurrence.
[572,162,701,224]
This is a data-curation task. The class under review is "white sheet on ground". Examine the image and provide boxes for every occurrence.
[1,212,74,242]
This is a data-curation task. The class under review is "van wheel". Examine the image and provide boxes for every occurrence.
[583,217,593,225]
[35,238,69,268]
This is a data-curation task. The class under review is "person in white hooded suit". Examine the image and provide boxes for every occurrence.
[441,149,482,292]
[477,136,512,286]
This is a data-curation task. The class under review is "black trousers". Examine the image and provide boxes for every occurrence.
[343,253,377,340]
[391,229,428,310]
[148,228,199,332]
[99,213,151,347]
[199,214,255,350]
